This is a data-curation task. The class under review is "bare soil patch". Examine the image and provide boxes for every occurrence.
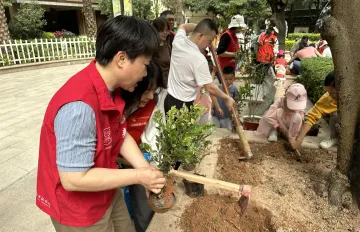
[179,139,360,232]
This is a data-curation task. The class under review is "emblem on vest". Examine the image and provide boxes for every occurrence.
[122,128,127,139]
[103,127,112,150]
[120,114,126,124]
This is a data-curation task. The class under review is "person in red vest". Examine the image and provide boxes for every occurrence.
[217,15,245,70]
[256,24,279,67]
[121,60,165,232]
[36,16,166,231]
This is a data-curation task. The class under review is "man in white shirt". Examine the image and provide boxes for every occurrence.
[320,40,332,58]
[165,19,235,114]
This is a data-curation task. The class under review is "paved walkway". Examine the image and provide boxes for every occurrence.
[0,64,87,232]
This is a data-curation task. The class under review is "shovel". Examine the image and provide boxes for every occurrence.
[169,169,251,216]
[208,44,253,160]
[116,158,251,216]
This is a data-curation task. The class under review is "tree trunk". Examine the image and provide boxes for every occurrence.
[0,0,10,43]
[83,0,97,38]
[321,0,360,208]
[275,9,286,51]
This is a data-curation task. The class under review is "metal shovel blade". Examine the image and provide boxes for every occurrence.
[238,185,251,217]
[238,195,249,217]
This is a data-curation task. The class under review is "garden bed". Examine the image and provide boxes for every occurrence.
[179,139,360,232]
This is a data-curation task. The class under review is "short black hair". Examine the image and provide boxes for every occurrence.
[324,71,335,87]
[302,35,309,41]
[160,10,174,17]
[122,60,164,112]
[193,19,218,35]
[222,66,235,76]
[95,16,159,66]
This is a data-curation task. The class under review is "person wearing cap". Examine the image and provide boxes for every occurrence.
[291,71,338,150]
[320,40,332,58]
[256,23,279,67]
[257,83,308,142]
[217,15,246,70]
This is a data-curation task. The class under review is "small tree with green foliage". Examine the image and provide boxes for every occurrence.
[142,105,216,174]
[9,1,46,40]
[132,0,154,19]
[98,0,113,18]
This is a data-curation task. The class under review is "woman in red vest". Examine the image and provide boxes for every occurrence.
[121,60,166,232]
[217,15,245,70]
[256,24,279,66]
[36,16,166,231]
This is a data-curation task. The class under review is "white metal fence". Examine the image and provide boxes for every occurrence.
[0,38,96,67]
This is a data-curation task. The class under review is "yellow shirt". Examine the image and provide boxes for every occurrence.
[305,92,337,126]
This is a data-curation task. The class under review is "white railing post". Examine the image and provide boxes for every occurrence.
[40,38,45,61]
[8,40,16,64]
[45,39,50,61]
[34,38,40,62]
[14,40,21,64]
[85,37,89,57]
[25,40,31,63]
[50,38,55,60]
[54,38,59,60]
[20,39,26,63]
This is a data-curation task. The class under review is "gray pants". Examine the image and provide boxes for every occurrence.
[212,117,232,129]
[329,112,338,138]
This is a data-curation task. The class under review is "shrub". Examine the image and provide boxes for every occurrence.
[142,105,216,174]
[9,0,46,40]
[285,39,296,51]
[296,57,334,103]
[287,33,321,42]
[42,32,55,39]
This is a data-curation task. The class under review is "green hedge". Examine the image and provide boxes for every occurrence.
[285,39,296,51]
[296,57,334,103]
[287,33,321,42]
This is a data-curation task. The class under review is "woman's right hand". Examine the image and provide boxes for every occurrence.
[137,167,166,194]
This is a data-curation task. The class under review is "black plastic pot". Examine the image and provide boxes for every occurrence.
[182,179,204,198]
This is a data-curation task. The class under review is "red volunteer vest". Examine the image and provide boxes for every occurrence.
[218,30,240,69]
[127,99,156,145]
[36,60,127,227]
[257,33,277,64]
[317,40,325,54]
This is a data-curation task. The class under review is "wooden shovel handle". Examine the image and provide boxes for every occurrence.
[209,44,252,156]
[169,169,241,192]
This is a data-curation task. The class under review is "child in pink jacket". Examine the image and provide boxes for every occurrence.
[257,83,307,142]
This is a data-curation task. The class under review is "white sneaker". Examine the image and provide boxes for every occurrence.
[268,130,278,142]
[319,137,338,149]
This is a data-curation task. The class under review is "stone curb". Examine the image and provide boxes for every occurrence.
[0,58,92,75]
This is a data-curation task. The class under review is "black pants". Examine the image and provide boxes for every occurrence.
[122,165,154,232]
[164,93,194,115]
[164,93,194,169]
[129,184,154,232]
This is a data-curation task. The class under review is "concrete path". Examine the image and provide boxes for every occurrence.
[0,64,87,232]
